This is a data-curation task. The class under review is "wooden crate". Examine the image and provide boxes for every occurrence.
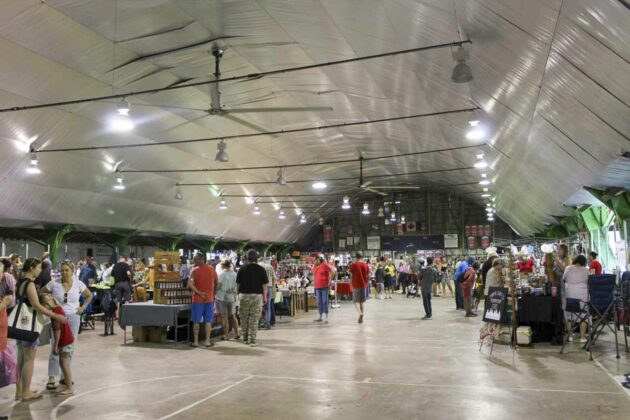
[154,251,180,265]
[154,271,180,281]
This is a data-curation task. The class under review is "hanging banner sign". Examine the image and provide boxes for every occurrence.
[481,236,490,249]
[483,224,492,236]
[324,225,333,242]
[467,236,477,250]
[338,239,346,249]
[464,225,472,236]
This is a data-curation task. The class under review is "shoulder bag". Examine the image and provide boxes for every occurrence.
[7,282,45,342]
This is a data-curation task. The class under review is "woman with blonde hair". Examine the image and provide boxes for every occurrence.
[45,261,92,391]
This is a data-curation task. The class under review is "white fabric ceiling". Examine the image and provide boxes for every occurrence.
[0,0,628,242]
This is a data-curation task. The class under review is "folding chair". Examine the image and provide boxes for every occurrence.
[585,274,620,361]
[559,297,590,355]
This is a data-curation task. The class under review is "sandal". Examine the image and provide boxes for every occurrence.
[21,392,43,401]
[56,389,75,396]
[47,380,57,390]
[204,342,214,348]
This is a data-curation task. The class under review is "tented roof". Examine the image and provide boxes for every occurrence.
[0,0,628,242]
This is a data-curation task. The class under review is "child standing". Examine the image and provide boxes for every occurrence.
[41,294,75,395]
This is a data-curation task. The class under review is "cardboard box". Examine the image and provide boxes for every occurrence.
[308,295,318,309]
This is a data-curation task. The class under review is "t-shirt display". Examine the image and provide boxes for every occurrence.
[236,263,269,294]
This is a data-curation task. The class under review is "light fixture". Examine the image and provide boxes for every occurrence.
[319,217,324,225]
[451,46,473,83]
[117,98,130,116]
[299,214,307,224]
[215,140,228,162]
[488,217,495,222]
[219,199,227,210]
[378,207,384,218]
[474,161,488,169]
[111,115,134,132]
[483,187,489,192]
[341,196,351,210]
[361,203,370,215]
[272,203,281,211]
[481,193,491,198]
[253,206,261,216]
[26,149,41,174]
[276,167,287,186]
[295,208,302,216]
[245,196,255,204]
[401,215,406,224]
[486,203,491,207]
[481,173,487,178]
[278,210,286,220]
[466,120,485,140]
[312,181,327,190]
[390,211,396,222]
[479,180,490,186]
[114,177,125,190]
[476,153,484,159]
[174,184,183,200]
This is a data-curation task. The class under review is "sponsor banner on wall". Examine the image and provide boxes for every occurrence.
[464,225,472,236]
[406,221,417,232]
[467,236,477,250]
[483,224,492,236]
[471,225,479,237]
[324,225,333,242]
[338,239,346,249]
[481,236,490,249]
[444,234,459,249]
[396,223,405,235]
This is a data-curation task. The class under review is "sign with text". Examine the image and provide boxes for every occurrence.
[381,235,445,251]
[324,225,333,242]
[483,287,508,324]
[444,234,459,248]
[367,236,380,250]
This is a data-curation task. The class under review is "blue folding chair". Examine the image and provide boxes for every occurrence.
[586,274,620,361]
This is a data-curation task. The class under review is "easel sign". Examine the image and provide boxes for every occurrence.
[483,287,508,323]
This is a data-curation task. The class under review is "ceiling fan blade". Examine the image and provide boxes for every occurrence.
[162,113,210,133]
[226,106,333,113]
[364,187,388,197]
[223,114,278,137]
[360,181,373,188]
[367,186,420,190]
[101,101,208,113]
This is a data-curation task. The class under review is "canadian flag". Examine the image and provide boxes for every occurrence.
[406,221,417,232]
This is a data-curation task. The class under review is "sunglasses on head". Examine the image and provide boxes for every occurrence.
[64,292,68,304]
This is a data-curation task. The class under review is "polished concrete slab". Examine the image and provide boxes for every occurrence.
[1,293,629,419]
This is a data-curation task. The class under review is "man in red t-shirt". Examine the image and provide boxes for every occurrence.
[189,253,218,347]
[588,252,603,275]
[348,252,369,324]
[313,256,333,323]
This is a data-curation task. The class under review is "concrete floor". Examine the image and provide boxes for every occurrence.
[1,293,630,419]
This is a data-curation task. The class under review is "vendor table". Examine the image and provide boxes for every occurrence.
[518,295,564,344]
[336,282,353,297]
[119,301,190,346]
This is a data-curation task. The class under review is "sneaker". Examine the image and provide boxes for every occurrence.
[249,341,258,347]
[314,319,322,322]
[358,314,363,324]
[421,315,429,320]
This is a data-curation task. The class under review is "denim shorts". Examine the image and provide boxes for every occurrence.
[17,337,40,348]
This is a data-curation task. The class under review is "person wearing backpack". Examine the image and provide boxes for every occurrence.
[420,257,438,319]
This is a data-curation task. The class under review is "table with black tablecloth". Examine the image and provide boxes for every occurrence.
[119,302,190,346]
[518,295,564,344]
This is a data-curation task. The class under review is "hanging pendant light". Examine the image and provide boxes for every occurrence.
[215,140,228,162]
[117,98,130,116]
[26,149,41,174]
[278,210,286,220]
[390,211,396,222]
[319,217,324,225]
[253,206,261,215]
[466,120,485,140]
[312,181,327,190]
[377,207,384,218]
[361,203,370,215]
[114,176,125,190]
[219,199,227,210]
[451,46,473,83]
[401,215,406,224]
[300,214,307,224]
[341,196,351,210]
[174,183,183,200]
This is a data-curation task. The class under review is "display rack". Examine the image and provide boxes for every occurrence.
[152,251,192,305]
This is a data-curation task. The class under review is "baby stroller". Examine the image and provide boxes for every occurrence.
[406,278,418,298]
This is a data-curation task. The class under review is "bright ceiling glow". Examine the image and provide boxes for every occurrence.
[481,193,491,198]
[253,206,261,216]
[479,180,491,185]
[295,208,302,216]
[342,196,351,210]
[114,177,125,190]
[361,203,369,215]
[219,200,227,210]
[466,120,485,140]
[474,161,488,169]
[299,214,307,224]
[110,115,134,132]
[312,181,327,190]
[245,196,255,204]
[272,203,281,211]
[278,211,286,220]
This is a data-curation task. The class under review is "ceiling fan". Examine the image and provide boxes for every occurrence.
[120,46,334,134]
[358,157,420,196]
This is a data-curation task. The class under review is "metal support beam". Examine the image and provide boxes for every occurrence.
[114,230,137,257]
[170,235,185,251]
